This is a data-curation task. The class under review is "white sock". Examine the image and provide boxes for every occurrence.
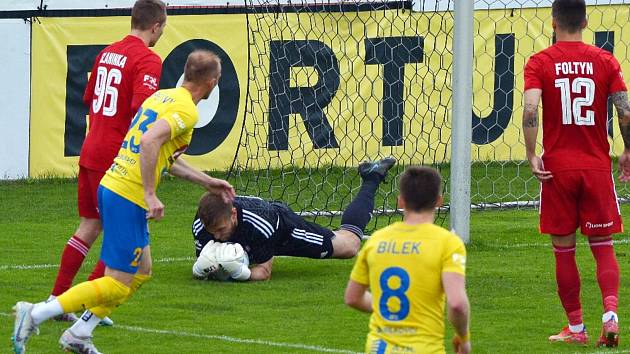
[46,295,56,302]
[603,311,618,323]
[31,299,64,325]
[569,323,585,333]
[69,311,101,337]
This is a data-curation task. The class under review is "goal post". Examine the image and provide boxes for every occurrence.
[451,0,474,243]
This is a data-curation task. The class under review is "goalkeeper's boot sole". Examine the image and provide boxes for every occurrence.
[549,326,589,345]
[59,329,103,354]
[596,320,619,348]
[359,157,396,182]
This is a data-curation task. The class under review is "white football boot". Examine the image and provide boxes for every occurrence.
[59,329,103,354]
[12,301,39,354]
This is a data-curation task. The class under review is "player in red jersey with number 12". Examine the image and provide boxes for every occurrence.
[47,0,167,331]
[523,0,630,347]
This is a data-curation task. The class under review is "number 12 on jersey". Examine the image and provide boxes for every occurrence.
[554,77,595,126]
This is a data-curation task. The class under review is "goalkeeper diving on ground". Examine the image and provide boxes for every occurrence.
[190,157,396,281]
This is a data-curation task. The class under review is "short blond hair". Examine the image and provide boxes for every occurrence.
[184,50,222,84]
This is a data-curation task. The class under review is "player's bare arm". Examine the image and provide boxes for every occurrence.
[443,272,471,354]
[522,88,552,181]
[344,280,373,313]
[613,91,630,182]
[140,119,172,220]
[249,258,273,281]
[170,159,235,202]
[612,91,630,148]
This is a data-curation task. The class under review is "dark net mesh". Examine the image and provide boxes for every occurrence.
[234,0,453,230]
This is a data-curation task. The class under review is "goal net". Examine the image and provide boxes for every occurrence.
[231,0,630,231]
[234,0,453,229]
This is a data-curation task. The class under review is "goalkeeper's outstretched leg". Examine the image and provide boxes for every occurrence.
[332,157,397,258]
[191,157,396,281]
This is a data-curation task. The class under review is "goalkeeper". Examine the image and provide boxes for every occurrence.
[191,157,396,281]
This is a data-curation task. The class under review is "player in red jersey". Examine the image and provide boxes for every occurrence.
[523,0,630,347]
[48,0,167,327]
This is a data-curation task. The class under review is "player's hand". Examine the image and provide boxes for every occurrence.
[192,241,221,279]
[145,193,165,221]
[528,155,553,181]
[619,149,630,182]
[216,243,246,274]
[452,336,471,354]
[205,178,236,203]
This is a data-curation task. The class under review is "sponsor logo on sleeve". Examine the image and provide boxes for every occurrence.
[143,74,158,90]
[172,113,186,131]
[452,253,466,267]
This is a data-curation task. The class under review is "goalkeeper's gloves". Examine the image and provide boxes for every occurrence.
[216,243,251,281]
[192,240,220,279]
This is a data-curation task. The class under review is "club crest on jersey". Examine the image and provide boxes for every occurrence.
[143,75,158,90]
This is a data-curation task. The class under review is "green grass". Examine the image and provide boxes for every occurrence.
[1,176,630,353]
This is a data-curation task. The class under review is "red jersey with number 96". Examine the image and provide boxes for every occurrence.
[524,41,626,172]
[79,35,162,172]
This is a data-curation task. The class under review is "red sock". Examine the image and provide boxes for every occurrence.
[553,245,583,325]
[589,237,619,313]
[87,260,106,281]
[51,235,90,296]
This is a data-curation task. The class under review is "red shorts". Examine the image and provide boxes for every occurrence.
[77,166,105,219]
[540,169,622,236]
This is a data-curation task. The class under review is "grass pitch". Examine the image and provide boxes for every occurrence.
[1,176,629,353]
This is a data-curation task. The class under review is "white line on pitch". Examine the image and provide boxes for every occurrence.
[2,238,629,271]
[476,237,630,250]
[566,350,630,354]
[0,256,195,271]
[0,312,361,354]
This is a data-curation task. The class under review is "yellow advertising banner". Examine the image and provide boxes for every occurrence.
[29,5,630,177]
[31,14,249,177]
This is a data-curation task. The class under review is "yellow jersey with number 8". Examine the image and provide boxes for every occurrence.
[350,222,466,354]
[100,87,198,209]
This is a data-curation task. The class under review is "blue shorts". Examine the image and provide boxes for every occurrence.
[98,185,149,274]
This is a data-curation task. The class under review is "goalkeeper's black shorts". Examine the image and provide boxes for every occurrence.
[274,203,335,259]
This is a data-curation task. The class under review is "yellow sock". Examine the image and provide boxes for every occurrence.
[89,274,151,318]
[127,273,152,298]
[57,276,130,313]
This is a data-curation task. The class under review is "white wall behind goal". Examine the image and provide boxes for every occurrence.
[0,19,30,179]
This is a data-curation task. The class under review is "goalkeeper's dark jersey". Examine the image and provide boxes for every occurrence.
[192,195,336,264]
[193,196,284,264]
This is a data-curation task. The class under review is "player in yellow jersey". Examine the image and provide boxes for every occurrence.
[12,50,235,354]
[345,166,470,354]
